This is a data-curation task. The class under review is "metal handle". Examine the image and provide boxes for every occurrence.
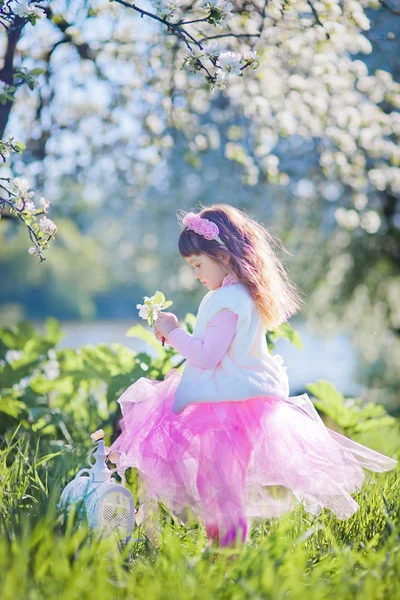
[75,468,93,480]
[109,467,126,486]
[87,446,96,466]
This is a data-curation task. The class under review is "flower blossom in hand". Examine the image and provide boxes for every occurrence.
[136,290,173,327]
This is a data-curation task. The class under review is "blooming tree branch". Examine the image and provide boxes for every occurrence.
[0,0,55,261]
[113,0,261,91]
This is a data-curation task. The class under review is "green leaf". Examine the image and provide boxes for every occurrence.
[162,301,173,309]
[269,322,304,350]
[355,416,395,432]
[14,141,26,153]
[153,291,165,305]
[306,380,345,423]
[35,451,64,467]
[183,313,196,335]
[126,324,165,353]
[0,393,27,419]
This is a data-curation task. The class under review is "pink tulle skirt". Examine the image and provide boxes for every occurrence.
[109,368,397,547]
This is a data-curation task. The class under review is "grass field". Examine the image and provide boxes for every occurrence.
[0,421,399,600]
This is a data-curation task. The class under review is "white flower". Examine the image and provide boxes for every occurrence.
[39,216,57,235]
[152,0,176,19]
[0,81,7,94]
[12,0,46,20]
[12,0,30,17]
[203,42,221,60]
[137,291,173,326]
[24,200,36,213]
[28,246,39,256]
[217,51,244,76]
[42,359,60,380]
[243,50,258,62]
[40,197,50,213]
[214,69,228,90]
[137,303,150,319]
[12,177,34,199]
[199,0,233,26]
[5,350,24,363]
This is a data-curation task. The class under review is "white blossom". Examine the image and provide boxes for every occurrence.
[39,216,57,235]
[42,359,60,380]
[12,0,46,20]
[12,177,34,200]
[5,350,24,363]
[203,42,221,61]
[199,0,233,26]
[152,0,176,19]
[217,52,244,76]
[243,50,258,62]
[137,303,150,319]
[40,196,50,213]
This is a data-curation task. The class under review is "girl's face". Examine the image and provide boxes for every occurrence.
[185,253,231,291]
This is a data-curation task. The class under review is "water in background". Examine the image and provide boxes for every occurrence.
[29,318,363,398]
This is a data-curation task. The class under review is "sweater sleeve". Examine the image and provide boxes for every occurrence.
[166,309,238,369]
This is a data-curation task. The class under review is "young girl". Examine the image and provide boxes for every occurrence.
[108,204,397,548]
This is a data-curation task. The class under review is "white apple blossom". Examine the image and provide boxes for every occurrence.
[217,52,245,76]
[12,0,46,21]
[199,0,233,27]
[213,69,228,91]
[12,177,34,200]
[39,216,57,235]
[40,196,50,213]
[137,291,173,327]
[136,303,150,319]
[243,50,258,63]
[203,42,221,61]
[151,0,176,20]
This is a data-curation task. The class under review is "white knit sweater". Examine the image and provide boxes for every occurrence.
[172,282,290,414]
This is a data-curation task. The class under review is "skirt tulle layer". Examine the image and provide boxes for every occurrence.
[109,368,397,546]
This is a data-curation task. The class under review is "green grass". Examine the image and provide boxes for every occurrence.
[0,424,399,600]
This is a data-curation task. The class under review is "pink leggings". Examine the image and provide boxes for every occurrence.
[196,425,252,548]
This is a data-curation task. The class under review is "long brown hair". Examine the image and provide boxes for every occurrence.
[177,203,305,331]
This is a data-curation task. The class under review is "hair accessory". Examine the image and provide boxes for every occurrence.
[181,212,226,246]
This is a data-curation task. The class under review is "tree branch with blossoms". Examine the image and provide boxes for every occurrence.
[113,0,261,91]
[0,0,56,262]
[0,176,55,263]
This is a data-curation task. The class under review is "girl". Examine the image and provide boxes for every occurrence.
[109,204,397,548]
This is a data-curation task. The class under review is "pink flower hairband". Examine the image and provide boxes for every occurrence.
[181,212,226,246]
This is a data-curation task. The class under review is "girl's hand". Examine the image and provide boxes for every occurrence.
[154,323,165,343]
[155,312,180,340]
